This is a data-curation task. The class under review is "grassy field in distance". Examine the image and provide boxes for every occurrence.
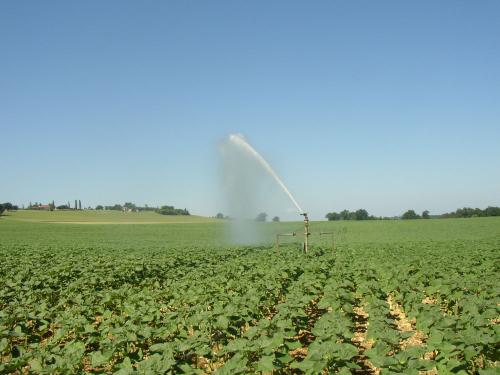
[1,209,217,224]
[0,211,499,248]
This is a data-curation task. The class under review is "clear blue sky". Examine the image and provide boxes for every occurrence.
[1,1,499,220]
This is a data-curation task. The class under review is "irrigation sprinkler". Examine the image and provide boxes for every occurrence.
[275,213,338,254]
[301,213,310,253]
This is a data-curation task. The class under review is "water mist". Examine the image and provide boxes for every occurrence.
[219,134,304,244]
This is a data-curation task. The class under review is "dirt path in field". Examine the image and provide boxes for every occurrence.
[351,299,380,375]
[387,294,437,375]
[386,294,426,349]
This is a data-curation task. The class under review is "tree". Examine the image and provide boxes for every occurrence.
[49,201,55,211]
[440,206,500,218]
[328,209,370,220]
[57,205,70,210]
[156,205,190,216]
[2,202,13,210]
[1,202,17,211]
[255,212,267,222]
[402,210,420,220]
[455,207,473,218]
[354,209,369,220]
[78,200,82,210]
[0,204,4,215]
[325,212,340,221]
[422,210,430,219]
[95,205,104,210]
[74,200,77,210]
[216,213,224,219]
[272,216,280,222]
[484,206,500,217]
[339,210,351,220]
[471,208,482,217]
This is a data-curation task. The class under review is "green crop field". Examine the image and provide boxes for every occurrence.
[0,213,499,374]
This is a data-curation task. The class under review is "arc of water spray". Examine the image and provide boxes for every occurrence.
[228,134,304,214]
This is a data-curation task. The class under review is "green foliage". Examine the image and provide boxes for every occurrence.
[441,206,500,218]
[1,202,17,211]
[156,205,190,216]
[325,212,340,221]
[272,216,280,222]
[402,209,420,220]
[354,209,369,220]
[422,210,430,219]
[326,209,372,221]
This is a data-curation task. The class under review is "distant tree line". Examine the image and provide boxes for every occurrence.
[401,207,500,219]
[96,203,156,212]
[325,209,374,221]
[156,205,190,216]
[401,210,430,220]
[326,206,500,220]
[325,209,429,221]
[95,202,190,215]
[25,200,83,210]
[254,212,281,222]
[3,200,191,215]
[440,206,500,218]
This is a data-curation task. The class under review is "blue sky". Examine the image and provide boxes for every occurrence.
[1,1,499,220]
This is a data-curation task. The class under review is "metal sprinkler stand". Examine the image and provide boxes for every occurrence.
[275,231,296,254]
[301,213,310,253]
[275,212,337,254]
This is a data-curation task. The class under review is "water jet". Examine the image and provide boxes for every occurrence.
[223,134,335,252]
